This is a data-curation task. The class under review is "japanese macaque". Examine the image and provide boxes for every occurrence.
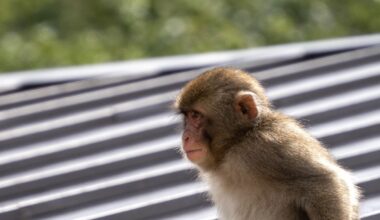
[174,68,360,220]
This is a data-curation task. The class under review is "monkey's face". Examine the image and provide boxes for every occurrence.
[177,90,261,168]
[181,106,212,164]
[178,91,259,170]
[175,68,265,169]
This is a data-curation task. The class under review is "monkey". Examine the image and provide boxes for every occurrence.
[174,67,360,220]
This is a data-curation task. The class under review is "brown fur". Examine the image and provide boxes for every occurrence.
[175,67,360,220]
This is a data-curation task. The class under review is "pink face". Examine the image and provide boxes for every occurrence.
[182,110,209,163]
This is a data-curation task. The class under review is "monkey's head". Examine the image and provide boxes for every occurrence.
[174,67,271,170]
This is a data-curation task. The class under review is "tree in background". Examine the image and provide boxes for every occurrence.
[0,0,379,72]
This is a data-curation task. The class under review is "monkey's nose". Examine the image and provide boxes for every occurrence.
[183,134,190,142]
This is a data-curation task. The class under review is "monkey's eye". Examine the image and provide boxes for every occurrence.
[188,111,202,121]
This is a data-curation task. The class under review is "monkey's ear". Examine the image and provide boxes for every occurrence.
[235,91,258,120]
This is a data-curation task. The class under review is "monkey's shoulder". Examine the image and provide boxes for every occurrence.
[231,136,337,184]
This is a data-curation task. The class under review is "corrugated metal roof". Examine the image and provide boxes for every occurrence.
[0,36,379,220]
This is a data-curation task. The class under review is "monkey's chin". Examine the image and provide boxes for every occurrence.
[185,149,206,162]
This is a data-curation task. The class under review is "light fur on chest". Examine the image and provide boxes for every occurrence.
[209,179,292,219]
[203,168,297,220]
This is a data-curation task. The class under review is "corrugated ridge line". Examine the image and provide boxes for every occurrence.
[0,72,378,218]
[0,109,376,202]
[1,57,379,150]
[0,46,302,110]
[0,98,378,218]
[362,211,380,220]
[0,46,378,218]
[1,33,379,94]
[0,58,378,174]
[1,46,379,131]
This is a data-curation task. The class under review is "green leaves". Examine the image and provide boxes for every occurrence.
[0,0,379,73]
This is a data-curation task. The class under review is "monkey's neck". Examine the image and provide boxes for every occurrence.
[201,146,261,185]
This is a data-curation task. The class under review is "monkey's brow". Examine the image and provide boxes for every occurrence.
[177,109,201,116]
[178,107,191,113]
[175,109,186,115]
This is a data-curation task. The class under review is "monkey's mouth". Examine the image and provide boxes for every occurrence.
[185,149,203,154]
[184,148,205,161]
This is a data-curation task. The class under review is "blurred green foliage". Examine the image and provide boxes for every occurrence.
[0,0,379,73]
